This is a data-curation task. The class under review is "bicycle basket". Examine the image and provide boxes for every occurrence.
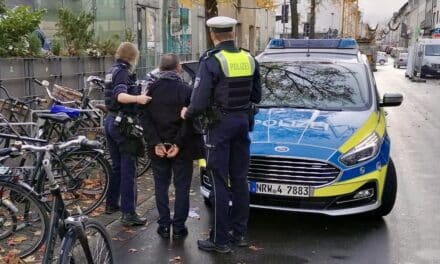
[0,99,31,122]
[52,84,83,103]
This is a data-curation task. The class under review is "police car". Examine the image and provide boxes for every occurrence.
[197,38,403,217]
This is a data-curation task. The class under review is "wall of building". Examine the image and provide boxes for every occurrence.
[217,1,275,54]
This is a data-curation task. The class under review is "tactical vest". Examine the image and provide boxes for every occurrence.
[104,63,127,113]
[213,49,256,111]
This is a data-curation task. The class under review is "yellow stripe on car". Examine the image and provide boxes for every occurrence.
[314,164,388,200]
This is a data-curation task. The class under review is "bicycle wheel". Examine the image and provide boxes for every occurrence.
[136,148,151,178]
[0,180,48,258]
[59,218,114,264]
[48,150,110,215]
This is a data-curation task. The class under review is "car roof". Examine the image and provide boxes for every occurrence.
[258,38,365,65]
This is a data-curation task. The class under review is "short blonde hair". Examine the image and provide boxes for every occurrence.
[115,42,139,68]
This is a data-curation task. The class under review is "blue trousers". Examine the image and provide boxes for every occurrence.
[104,116,137,214]
[207,113,250,245]
[151,157,193,231]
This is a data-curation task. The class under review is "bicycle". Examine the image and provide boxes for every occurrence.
[0,116,110,215]
[34,78,151,177]
[0,136,114,263]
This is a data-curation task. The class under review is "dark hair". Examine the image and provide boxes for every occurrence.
[159,54,180,71]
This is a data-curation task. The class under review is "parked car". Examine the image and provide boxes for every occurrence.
[196,38,403,217]
[377,51,388,65]
[394,52,408,68]
[391,47,407,58]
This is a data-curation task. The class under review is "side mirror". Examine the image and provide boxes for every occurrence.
[380,93,403,107]
[418,51,423,57]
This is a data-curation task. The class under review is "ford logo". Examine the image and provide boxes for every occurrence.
[274,146,290,152]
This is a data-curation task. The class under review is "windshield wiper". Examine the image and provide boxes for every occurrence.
[258,105,344,111]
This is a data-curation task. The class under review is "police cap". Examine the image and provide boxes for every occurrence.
[206,16,237,33]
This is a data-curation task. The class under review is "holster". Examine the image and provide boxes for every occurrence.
[248,104,259,132]
[119,136,145,157]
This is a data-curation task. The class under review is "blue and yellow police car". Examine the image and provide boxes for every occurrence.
[199,38,403,217]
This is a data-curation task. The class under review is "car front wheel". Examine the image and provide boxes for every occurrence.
[370,159,397,217]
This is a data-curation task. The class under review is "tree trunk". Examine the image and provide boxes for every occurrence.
[310,0,316,39]
[290,0,299,38]
[205,0,218,49]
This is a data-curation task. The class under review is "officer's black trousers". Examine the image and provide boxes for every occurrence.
[151,157,193,231]
[105,116,138,214]
[207,113,250,245]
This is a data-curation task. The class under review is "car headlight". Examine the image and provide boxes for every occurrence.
[340,132,381,166]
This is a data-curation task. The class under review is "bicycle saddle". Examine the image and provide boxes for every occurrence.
[38,112,72,123]
[50,104,81,118]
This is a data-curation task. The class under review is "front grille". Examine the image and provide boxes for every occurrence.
[248,156,340,187]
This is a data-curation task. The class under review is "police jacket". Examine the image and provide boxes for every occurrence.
[140,71,205,160]
[104,59,140,116]
[185,40,262,119]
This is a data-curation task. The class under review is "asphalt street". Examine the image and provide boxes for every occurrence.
[111,61,440,264]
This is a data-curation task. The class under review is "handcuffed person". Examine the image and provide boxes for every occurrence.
[104,42,151,226]
[141,54,204,239]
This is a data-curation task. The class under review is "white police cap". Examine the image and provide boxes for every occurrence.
[206,16,237,32]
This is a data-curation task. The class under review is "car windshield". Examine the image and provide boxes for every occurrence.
[425,45,440,56]
[399,53,408,58]
[259,61,371,111]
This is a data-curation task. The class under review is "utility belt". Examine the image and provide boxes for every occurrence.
[109,111,143,139]
[196,104,259,133]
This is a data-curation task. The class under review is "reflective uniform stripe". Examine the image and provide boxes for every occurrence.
[214,50,255,77]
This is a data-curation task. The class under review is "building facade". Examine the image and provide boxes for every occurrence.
[217,1,276,54]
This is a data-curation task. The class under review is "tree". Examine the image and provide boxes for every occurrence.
[310,0,316,38]
[0,0,6,14]
[204,0,218,48]
[290,0,299,38]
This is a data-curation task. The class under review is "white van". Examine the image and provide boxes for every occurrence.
[413,38,440,78]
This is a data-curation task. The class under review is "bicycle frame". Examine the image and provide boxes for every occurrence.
[41,147,94,264]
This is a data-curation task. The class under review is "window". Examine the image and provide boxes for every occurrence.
[259,62,371,111]
[95,0,125,38]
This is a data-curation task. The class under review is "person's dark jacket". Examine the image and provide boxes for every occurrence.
[140,71,205,160]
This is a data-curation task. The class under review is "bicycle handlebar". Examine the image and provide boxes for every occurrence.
[11,136,102,154]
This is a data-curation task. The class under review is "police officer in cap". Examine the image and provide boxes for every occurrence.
[181,16,261,253]
[104,42,151,226]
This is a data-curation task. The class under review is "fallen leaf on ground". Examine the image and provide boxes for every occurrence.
[248,245,263,251]
[111,237,126,242]
[169,256,182,262]
[7,236,27,246]
[128,248,138,253]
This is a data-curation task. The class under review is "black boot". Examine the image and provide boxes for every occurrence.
[121,213,147,227]
[197,238,231,253]
[230,232,248,247]
[157,225,171,238]
[172,226,188,240]
[105,205,120,214]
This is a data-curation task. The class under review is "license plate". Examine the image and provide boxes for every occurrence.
[249,182,313,197]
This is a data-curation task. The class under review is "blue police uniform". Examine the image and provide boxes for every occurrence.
[185,40,262,246]
[104,59,140,215]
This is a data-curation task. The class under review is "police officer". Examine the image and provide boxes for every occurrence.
[104,42,151,226]
[181,16,261,253]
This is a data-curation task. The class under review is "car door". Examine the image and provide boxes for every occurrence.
[181,61,199,86]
